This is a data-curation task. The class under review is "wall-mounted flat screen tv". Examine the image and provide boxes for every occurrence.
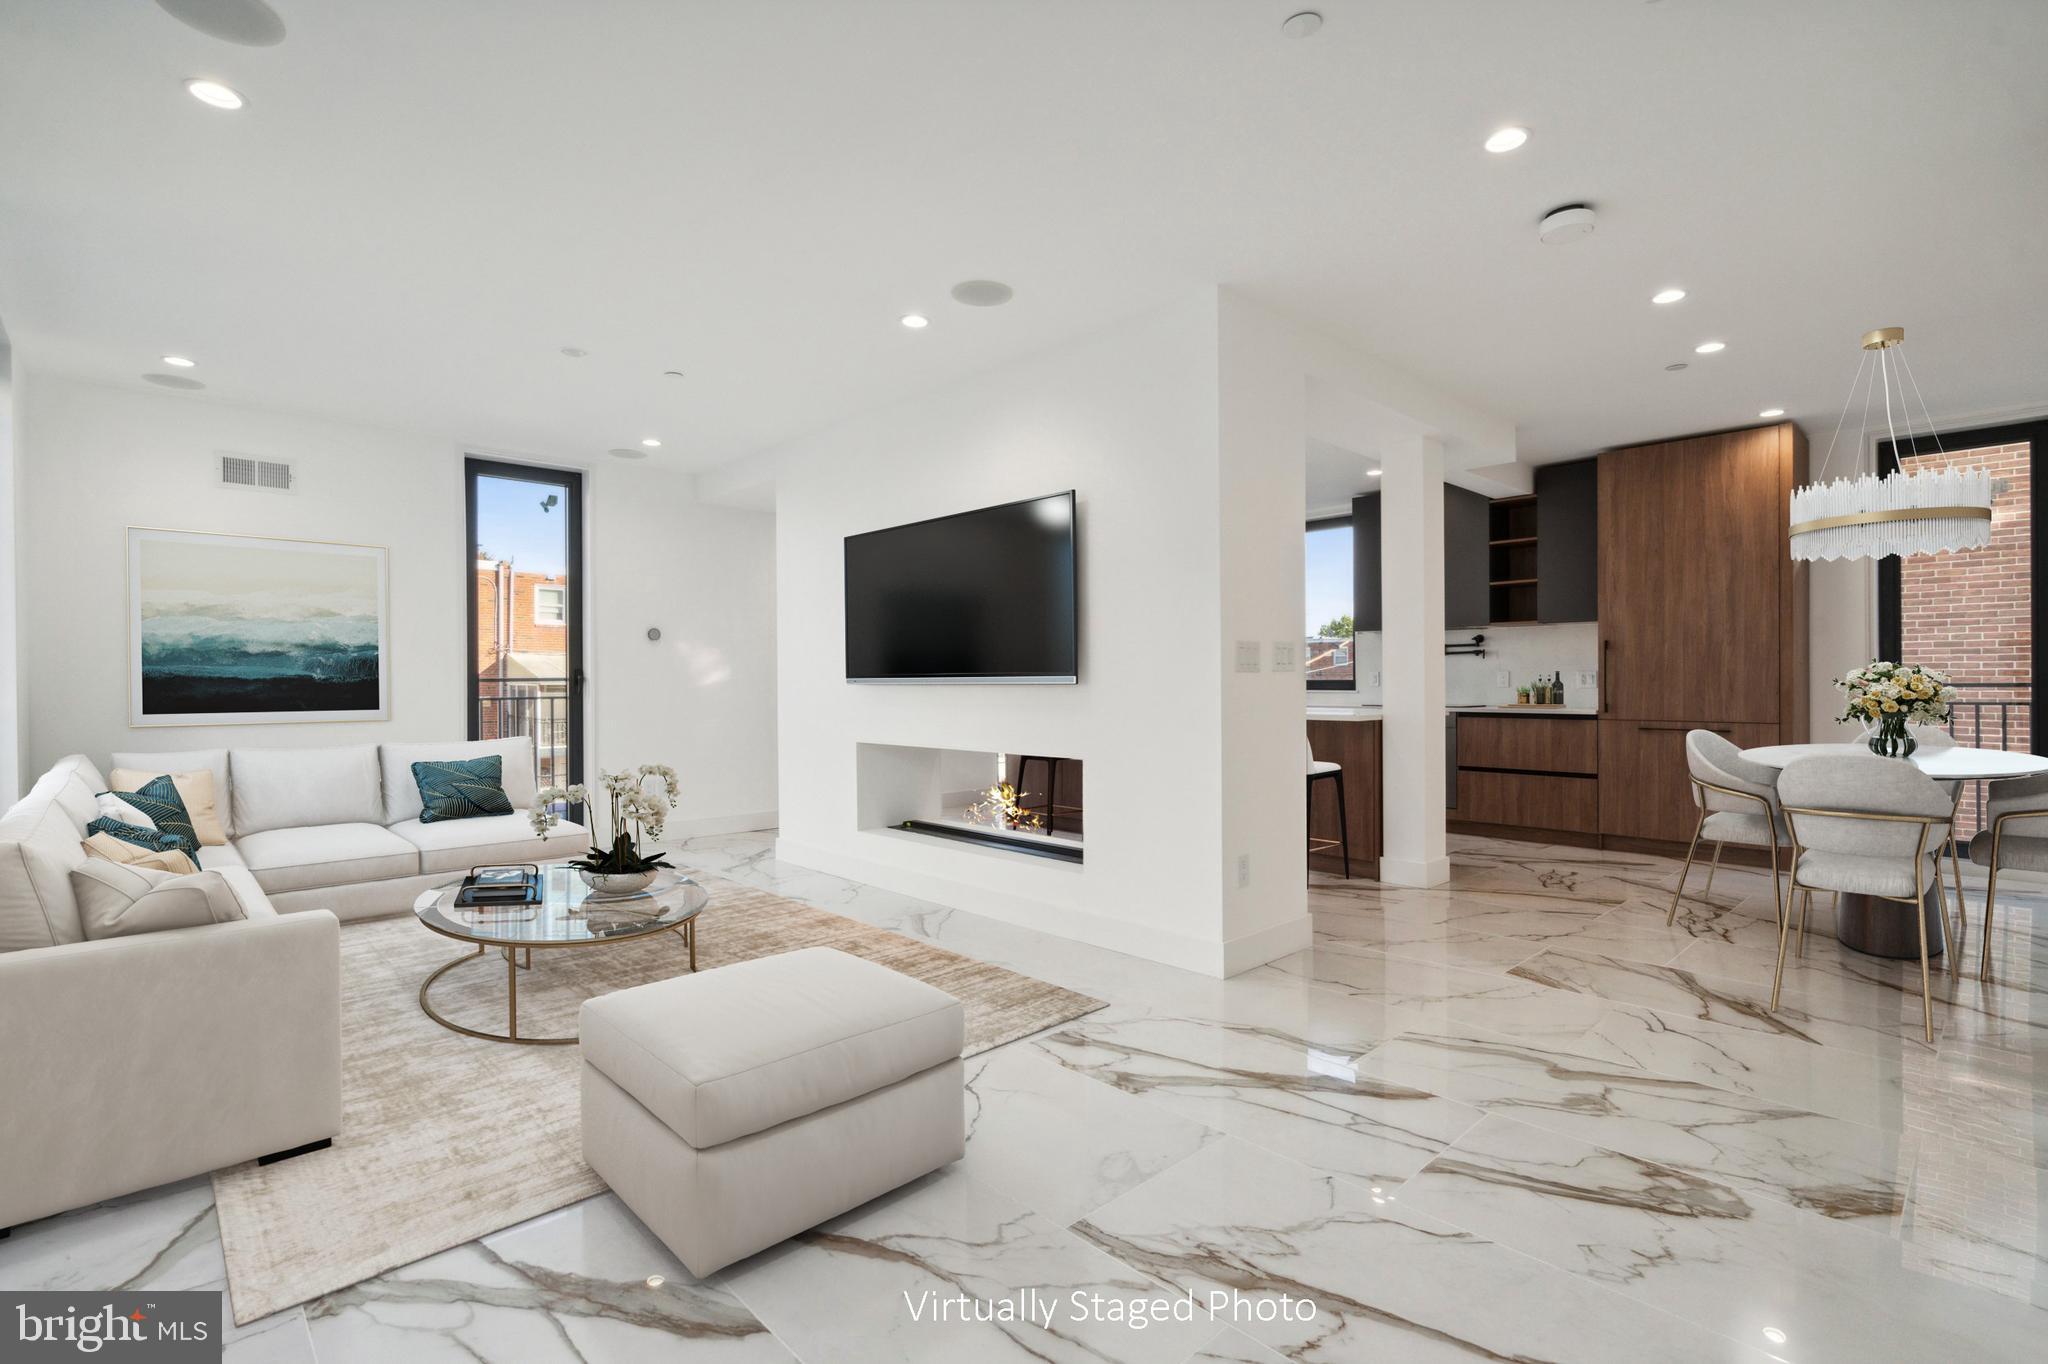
[845,491,1078,683]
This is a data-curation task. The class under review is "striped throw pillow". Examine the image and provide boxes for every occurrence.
[412,756,514,823]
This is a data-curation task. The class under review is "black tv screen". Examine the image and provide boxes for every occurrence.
[845,491,1078,683]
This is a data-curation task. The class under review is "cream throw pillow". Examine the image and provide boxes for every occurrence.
[81,833,199,875]
[108,767,227,846]
[69,861,244,939]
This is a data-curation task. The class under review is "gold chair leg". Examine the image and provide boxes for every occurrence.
[1702,841,1726,901]
[1668,812,1705,925]
[1914,880,1936,1044]
[1948,836,1968,934]
[1771,880,1796,1011]
[1797,889,1812,956]
[1980,857,2000,984]
[1767,838,1784,932]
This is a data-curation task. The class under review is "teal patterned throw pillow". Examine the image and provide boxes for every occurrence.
[107,775,199,854]
[412,756,513,823]
[86,815,185,854]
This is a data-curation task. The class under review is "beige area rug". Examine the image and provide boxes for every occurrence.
[212,870,1104,1323]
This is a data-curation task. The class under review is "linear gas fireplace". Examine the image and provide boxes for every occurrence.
[856,744,1083,864]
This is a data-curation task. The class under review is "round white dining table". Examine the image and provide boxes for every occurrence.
[1741,742,2048,782]
[1737,741,2048,958]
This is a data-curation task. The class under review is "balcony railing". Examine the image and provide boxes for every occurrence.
[1940,681,2033,839]
[474,676,573,790]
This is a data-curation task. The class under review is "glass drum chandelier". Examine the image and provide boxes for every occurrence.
[1788,327,1992,562]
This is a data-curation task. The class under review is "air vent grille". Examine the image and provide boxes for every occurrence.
[218,453,294,493]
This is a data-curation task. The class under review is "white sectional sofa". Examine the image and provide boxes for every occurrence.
[0,738,589,1233]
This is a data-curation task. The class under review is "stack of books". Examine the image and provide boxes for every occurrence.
[455,864,542,909]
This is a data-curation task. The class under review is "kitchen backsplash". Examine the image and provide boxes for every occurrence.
[1320,621,1600,708]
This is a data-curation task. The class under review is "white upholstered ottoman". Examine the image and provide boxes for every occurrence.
[579,946,965,1277]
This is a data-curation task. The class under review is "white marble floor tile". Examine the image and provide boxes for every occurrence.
[1179,1326,1290,1363]
[305,1193,790,1362]
[1032,1014,1483,1188]
[0,1177,223,1292]
[962,1043,1220,1228]
[1252,942,1610,1046]
[1355,1029,1919,1225]
[1511,948,1946,1057]
[1399,1113,2047,1364]
[721,1167,1215,1363]
[1075,1137,1769,1363]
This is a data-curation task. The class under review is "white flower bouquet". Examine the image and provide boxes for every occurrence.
[1835,661,1955,756]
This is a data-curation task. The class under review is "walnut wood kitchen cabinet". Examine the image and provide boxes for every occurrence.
[1449,713,1600,839]
[1596,422,1808,846]
[1307,718,1382,878]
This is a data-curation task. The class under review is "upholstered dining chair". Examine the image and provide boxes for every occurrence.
[1966,770,2048,983]
[1775,754,1955,1043]
[1667,730,1790,930]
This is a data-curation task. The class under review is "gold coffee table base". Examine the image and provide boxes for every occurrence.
[418,920,697,1046]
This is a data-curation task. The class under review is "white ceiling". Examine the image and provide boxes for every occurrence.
[3,0,2045,473]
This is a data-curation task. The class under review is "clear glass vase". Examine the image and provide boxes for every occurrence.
[1867,716,1918,759]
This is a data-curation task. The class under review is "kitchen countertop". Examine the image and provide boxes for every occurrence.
[1306,704,1598,721]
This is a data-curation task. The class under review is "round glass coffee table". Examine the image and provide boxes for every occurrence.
[413,865,708,1045]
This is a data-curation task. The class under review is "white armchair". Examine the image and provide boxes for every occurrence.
[1669,730,1790,928]
[1966,769,2048,982]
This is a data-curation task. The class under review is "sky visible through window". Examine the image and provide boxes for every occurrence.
[475,475,568,575]
[1305,523,1352,634]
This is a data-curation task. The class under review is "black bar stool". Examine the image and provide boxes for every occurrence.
[1306,738,1350,879]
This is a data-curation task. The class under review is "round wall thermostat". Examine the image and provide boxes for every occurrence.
[646,627,662,642]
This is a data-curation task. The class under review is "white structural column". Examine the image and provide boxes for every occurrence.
[1378,433,1450,886]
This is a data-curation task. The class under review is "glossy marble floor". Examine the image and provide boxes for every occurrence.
[6,831,2048,1362]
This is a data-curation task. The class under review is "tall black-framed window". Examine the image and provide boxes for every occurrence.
[1876,415,2048,767]
[465,458,586,788]
[1305,514,1355,689]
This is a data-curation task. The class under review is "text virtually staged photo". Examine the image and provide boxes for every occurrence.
[3,1,2048,1361]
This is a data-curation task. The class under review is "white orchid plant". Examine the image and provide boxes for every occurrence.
[532,764,680,876]
[1836,661,1956,730]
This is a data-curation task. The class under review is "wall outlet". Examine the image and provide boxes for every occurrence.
[1369,670,1381,688]
[1579,670,1597,688]
[1236,853,1251,888]
[1235,641,1261,673]
[1272,641,1296,671]
[1496,668,1511,688]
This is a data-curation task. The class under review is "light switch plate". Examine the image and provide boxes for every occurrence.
[1369,671,1381,688]
[1236,854,1251,888]
[1235,641,1261,673]
[1496,669,1511,687]
[1579,670,1597,688]
[1272,641,1296,671]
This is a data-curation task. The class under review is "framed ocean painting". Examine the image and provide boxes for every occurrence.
[128,528,390,726]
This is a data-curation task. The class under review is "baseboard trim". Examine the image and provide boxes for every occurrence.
[1377,855,1451,888]
[1220,913,1313,975]
[670,809,778,838]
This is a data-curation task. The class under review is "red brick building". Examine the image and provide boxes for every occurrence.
[474,559,571,784]
[1898,441,2032,834]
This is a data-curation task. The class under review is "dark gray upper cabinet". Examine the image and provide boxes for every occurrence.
[1349,487,1490,630]
[1444,486,1491,629]
[1351,491,1382,632]
[1535,458,1598,622]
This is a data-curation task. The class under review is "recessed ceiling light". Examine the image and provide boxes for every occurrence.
[143,373,205,390]
[1651,287,1687,305]
[608,447,647,460]
[184,78,245,110]
[1366,468,1383,478]
[950,280,1013,307]
[640,437,661,448]
[1694,340,1726,354]
[161,355,196,368]
[900,314,929,330]
[1281,11,1323,39]
[560,346,589,359]
[1759,407,1785,418]
[1762,1328,1787,1346]
[1484,126,1529,154]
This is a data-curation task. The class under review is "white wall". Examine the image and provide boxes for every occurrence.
[772,296,1272,974]
[13,373,776,831]
[0,329,19,802]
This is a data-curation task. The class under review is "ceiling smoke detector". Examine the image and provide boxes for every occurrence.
[1537,204,1596,244]
[949,280,1013,307]
[1280,11,1323,39]
[156,0,286,46]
